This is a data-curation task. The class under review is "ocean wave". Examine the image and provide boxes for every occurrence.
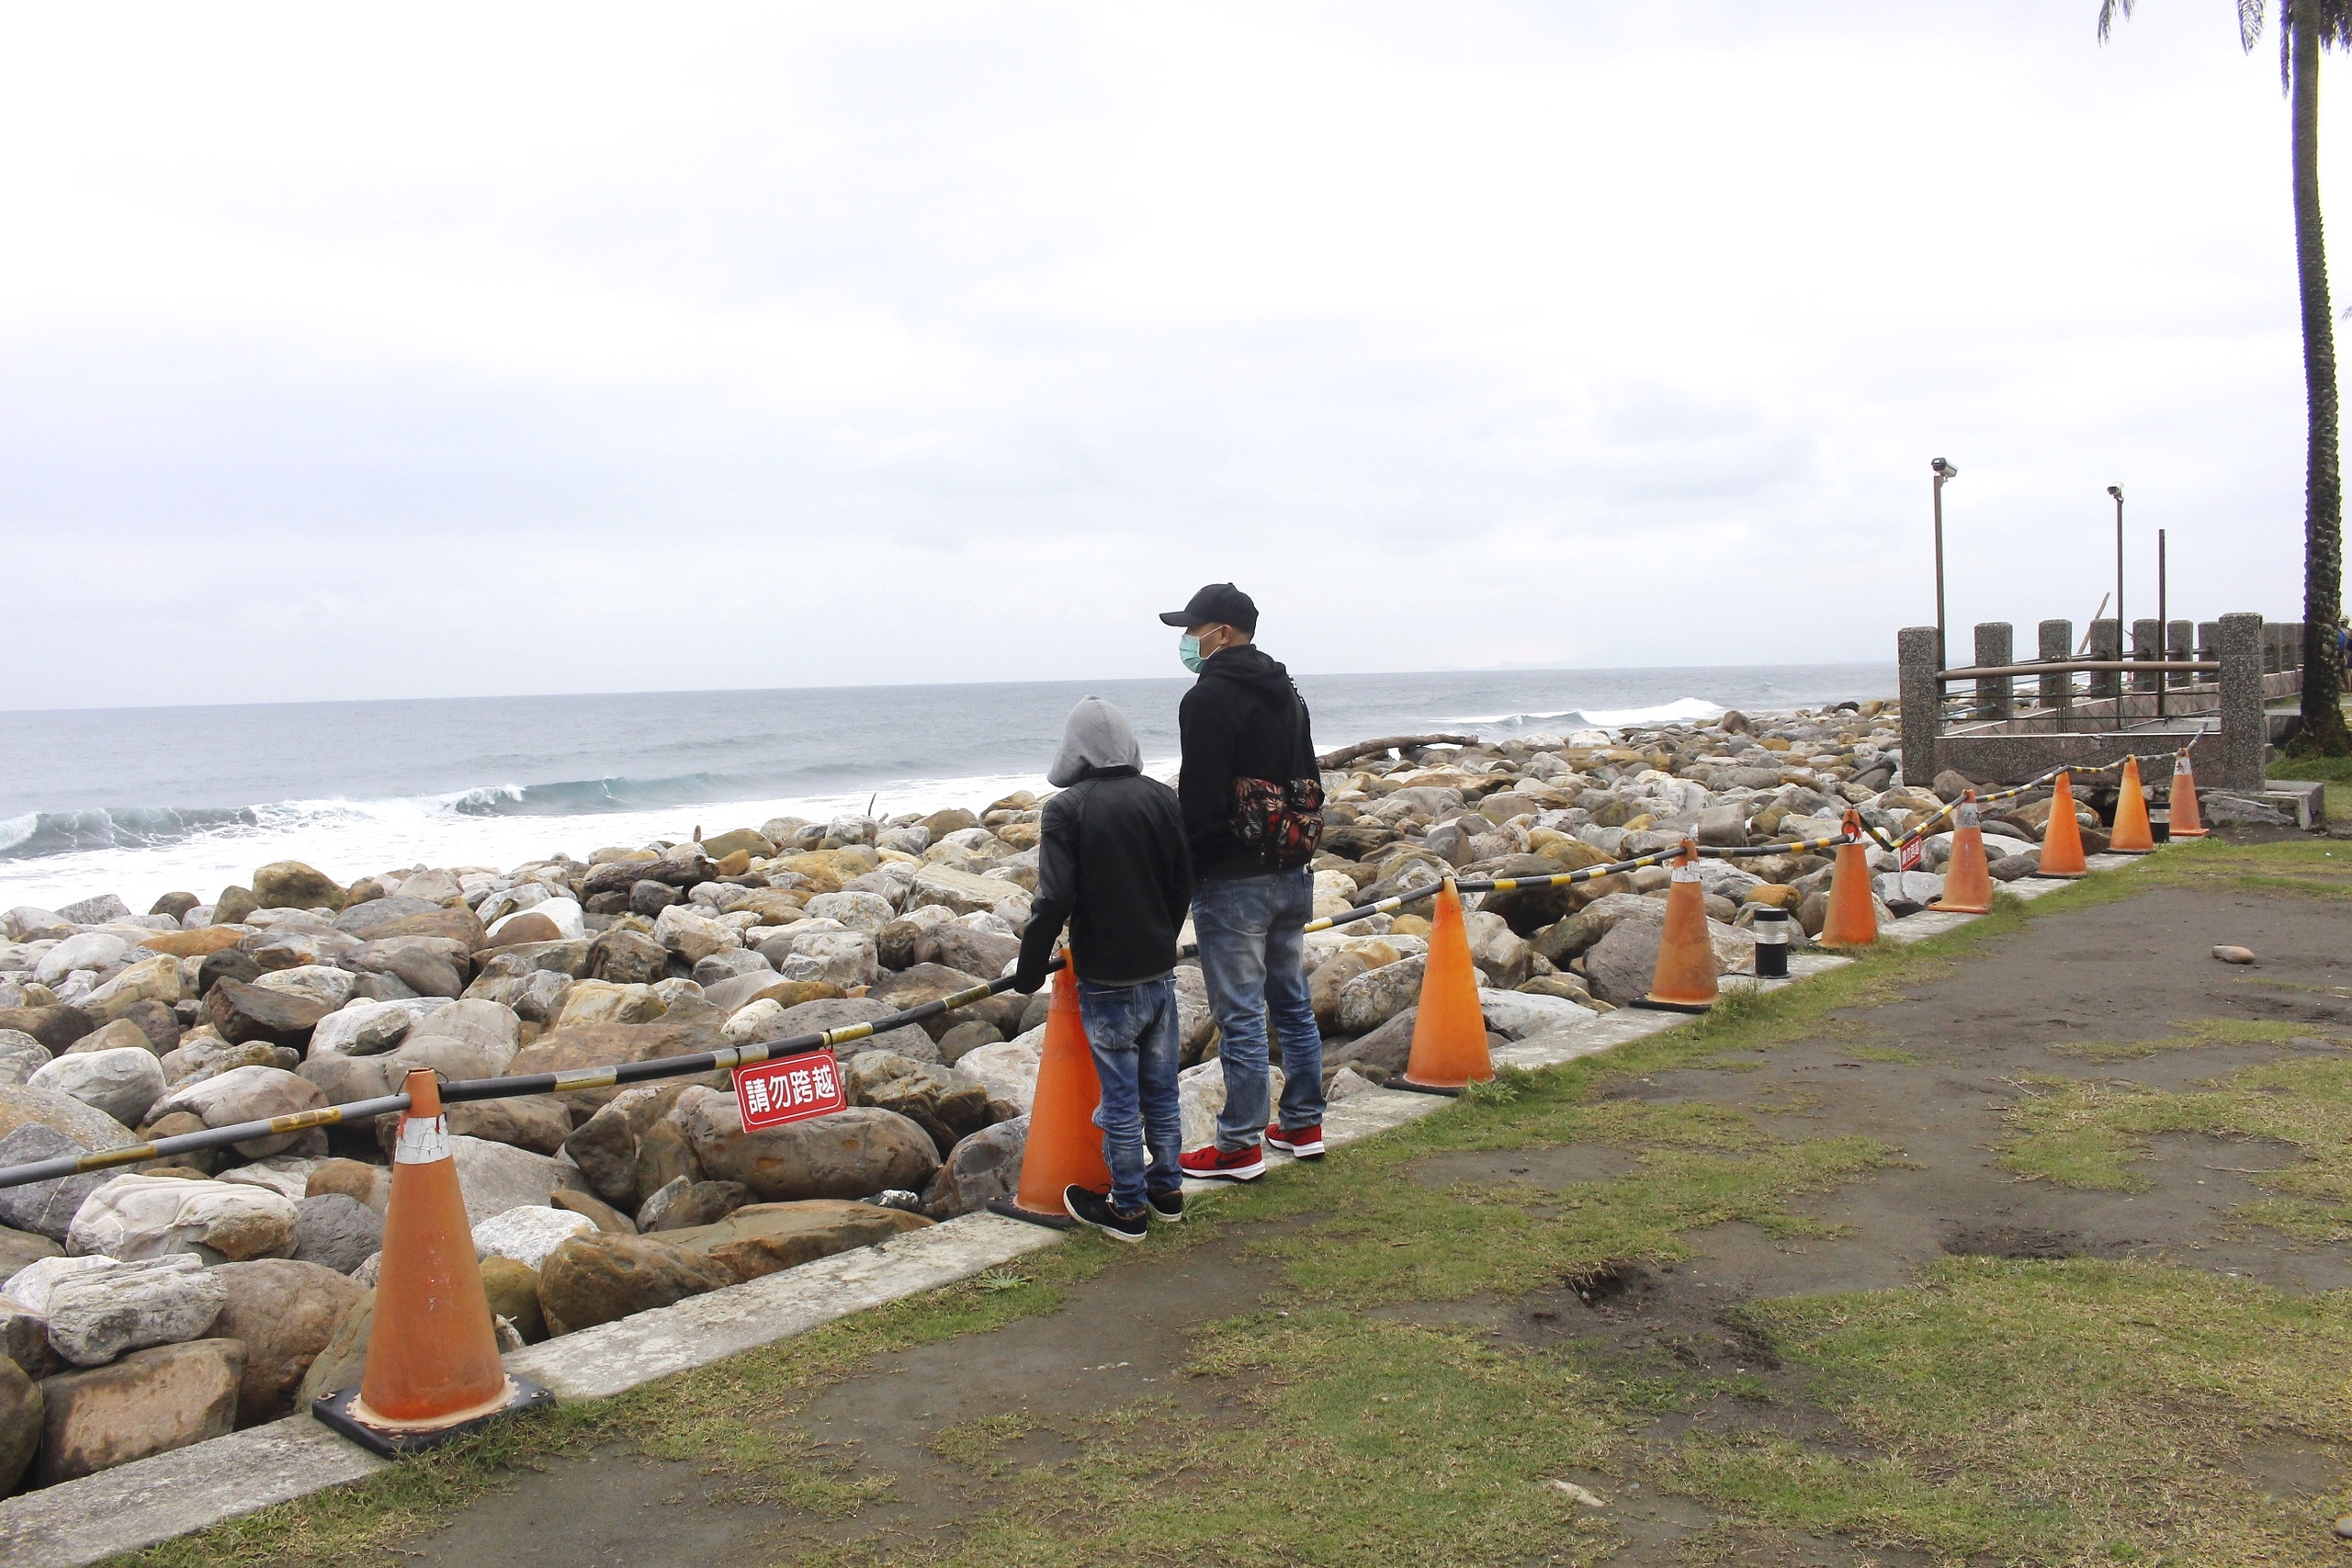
[1426,698,1724,733]
[0,806,266,862]
[434,773,740,818]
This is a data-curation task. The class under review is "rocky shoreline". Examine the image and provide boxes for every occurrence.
[0,695,2301,1495]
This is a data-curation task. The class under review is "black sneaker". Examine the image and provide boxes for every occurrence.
[1064,1185,1148,1243]
[1147,1190,1184,1223]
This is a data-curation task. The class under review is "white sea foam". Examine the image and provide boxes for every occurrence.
[0,772,1059,916]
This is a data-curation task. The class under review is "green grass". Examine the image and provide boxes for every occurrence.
[2000,1046,2352,1245]
[1691,1257,2352,1565]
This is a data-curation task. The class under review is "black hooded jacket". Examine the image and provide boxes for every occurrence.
[1013,697,1193,991]
[1177,644,1318,882]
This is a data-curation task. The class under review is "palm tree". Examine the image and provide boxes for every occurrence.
[2101,0,2352,752]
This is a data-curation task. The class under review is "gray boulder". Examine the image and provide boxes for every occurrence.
[44,1255,227,1367]
[677,1091,941,1202]
[291,1194,383,1274]
[28,1047,164,1127]
[0,1126,113,1242]
[921,1115,1028,1218]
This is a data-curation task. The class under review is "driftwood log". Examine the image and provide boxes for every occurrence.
[1317,733,1481,770]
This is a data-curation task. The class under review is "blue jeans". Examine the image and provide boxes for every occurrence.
[1078,975,1184,1214]
[1193,869,1326,1150]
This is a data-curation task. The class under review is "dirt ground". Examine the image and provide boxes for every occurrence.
[400,875,2352,1567]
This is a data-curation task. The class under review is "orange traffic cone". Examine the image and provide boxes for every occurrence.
[1928,793,1993,913]
[313,1069,551,1455]
[1403,879,1495,1090]
[1817,811,1880,949]
[1636,842,1719,1012]
[2109,756,2154,853]
[2039,773,2089,877]
[2168,752,2209,838]
[1008,958,1112,1218]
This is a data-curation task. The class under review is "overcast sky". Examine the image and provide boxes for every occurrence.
[0,2,2338,709]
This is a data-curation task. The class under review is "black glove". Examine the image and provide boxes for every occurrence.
[1011,958,1047,996]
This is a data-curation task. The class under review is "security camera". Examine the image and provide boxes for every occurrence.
[2107,485,2122,501]
[1931,457,1957,479]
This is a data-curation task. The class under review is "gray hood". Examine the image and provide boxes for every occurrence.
[1047,696,1142,788]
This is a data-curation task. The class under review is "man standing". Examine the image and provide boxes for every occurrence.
[1012,696,1194,1241]
[1160,583,1328,1181]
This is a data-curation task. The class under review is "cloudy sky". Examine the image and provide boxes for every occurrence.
[0,2,2336,709]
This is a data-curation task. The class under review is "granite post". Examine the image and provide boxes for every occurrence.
[1973,621,2013,722]
[2218,612,2265,790]
[2086,619,2121,700]
[2038,619,2072,725]
[1898,626,1940,785]
[2131,618,2162,695]
[2165,619,2193,693]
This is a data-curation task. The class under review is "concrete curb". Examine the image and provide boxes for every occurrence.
[0,856,2133,1567]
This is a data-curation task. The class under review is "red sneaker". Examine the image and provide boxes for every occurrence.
[1178,1142,1266,1182]
[1266,1123,1325,1160]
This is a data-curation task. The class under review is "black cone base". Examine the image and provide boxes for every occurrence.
[313,1375,556,1458]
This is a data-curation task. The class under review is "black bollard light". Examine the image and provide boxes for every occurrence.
[1752,906,1792,979]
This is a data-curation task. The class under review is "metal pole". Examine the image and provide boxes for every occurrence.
[2109,486,2124,732]
[1931,459,1952,671]
[2157,527,2167,720]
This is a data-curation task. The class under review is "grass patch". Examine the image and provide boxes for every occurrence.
[794,1311,1624,1568]
[1688,1257,2352,1564]
[2047,1015,2342,1062]
[2000,1051,2352,1244]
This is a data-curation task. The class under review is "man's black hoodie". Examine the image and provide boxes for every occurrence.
[1178,644,1318,882]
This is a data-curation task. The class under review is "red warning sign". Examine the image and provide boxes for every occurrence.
[1898,838,1923,872]
[733,1048,847,1131]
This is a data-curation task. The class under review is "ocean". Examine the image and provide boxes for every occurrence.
[0,662,1891,914]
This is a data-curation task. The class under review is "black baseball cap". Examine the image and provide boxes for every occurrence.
[1159,582,1258,633]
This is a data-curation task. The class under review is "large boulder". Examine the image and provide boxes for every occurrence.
[870,964,1024,1043]
[505,1016,730,1117]
[779,930,879,989]
[1336,955,1427,1034]
[551,980,668,1031]
[842,1052,995,1156]
[677,1093,941,1203]
[0,1083,131,1155]
[253,964,356,1011]
[0,1007,96,1055]
[653,905,737,964]
[908,866,1027,918]
[587,928,670,986]
[35,933,128,987]
[534,1233,739,1337]
[28,1046,164,1127]
[0,1030,50,1087]
[562,1084,692,1209]
[42,1254,227,1366]
[349,936,472,999]
[956,1030,1044,1115]
[426,1094,571,1156]
[148,1064,325,1157]
[664,1200,929,1282]
[912,922,1021,980]
[0,1126,115,1243]
[208,1258,363,1424]
[921,1116,1028,1218]
[68,1175,300,1262]
[0,1223,62,1282]
[399,998,522,1076]
[635,1177,749,1233]
[1463,912,1534,988]
[0,1357,36,1493]
[309,998,447,1057]
[291,1194,382,1274]
[438,1136,582,1224]
[252,862,346,911]
[472,1205,597,1269]
[78,957,184,1024]
[205,979,331,1049]
[1477,988,1596,1040]
[34,1337,243,1483]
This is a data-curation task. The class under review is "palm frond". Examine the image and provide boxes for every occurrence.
[2097,0,2134,43]
[2242,0,2267,51]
